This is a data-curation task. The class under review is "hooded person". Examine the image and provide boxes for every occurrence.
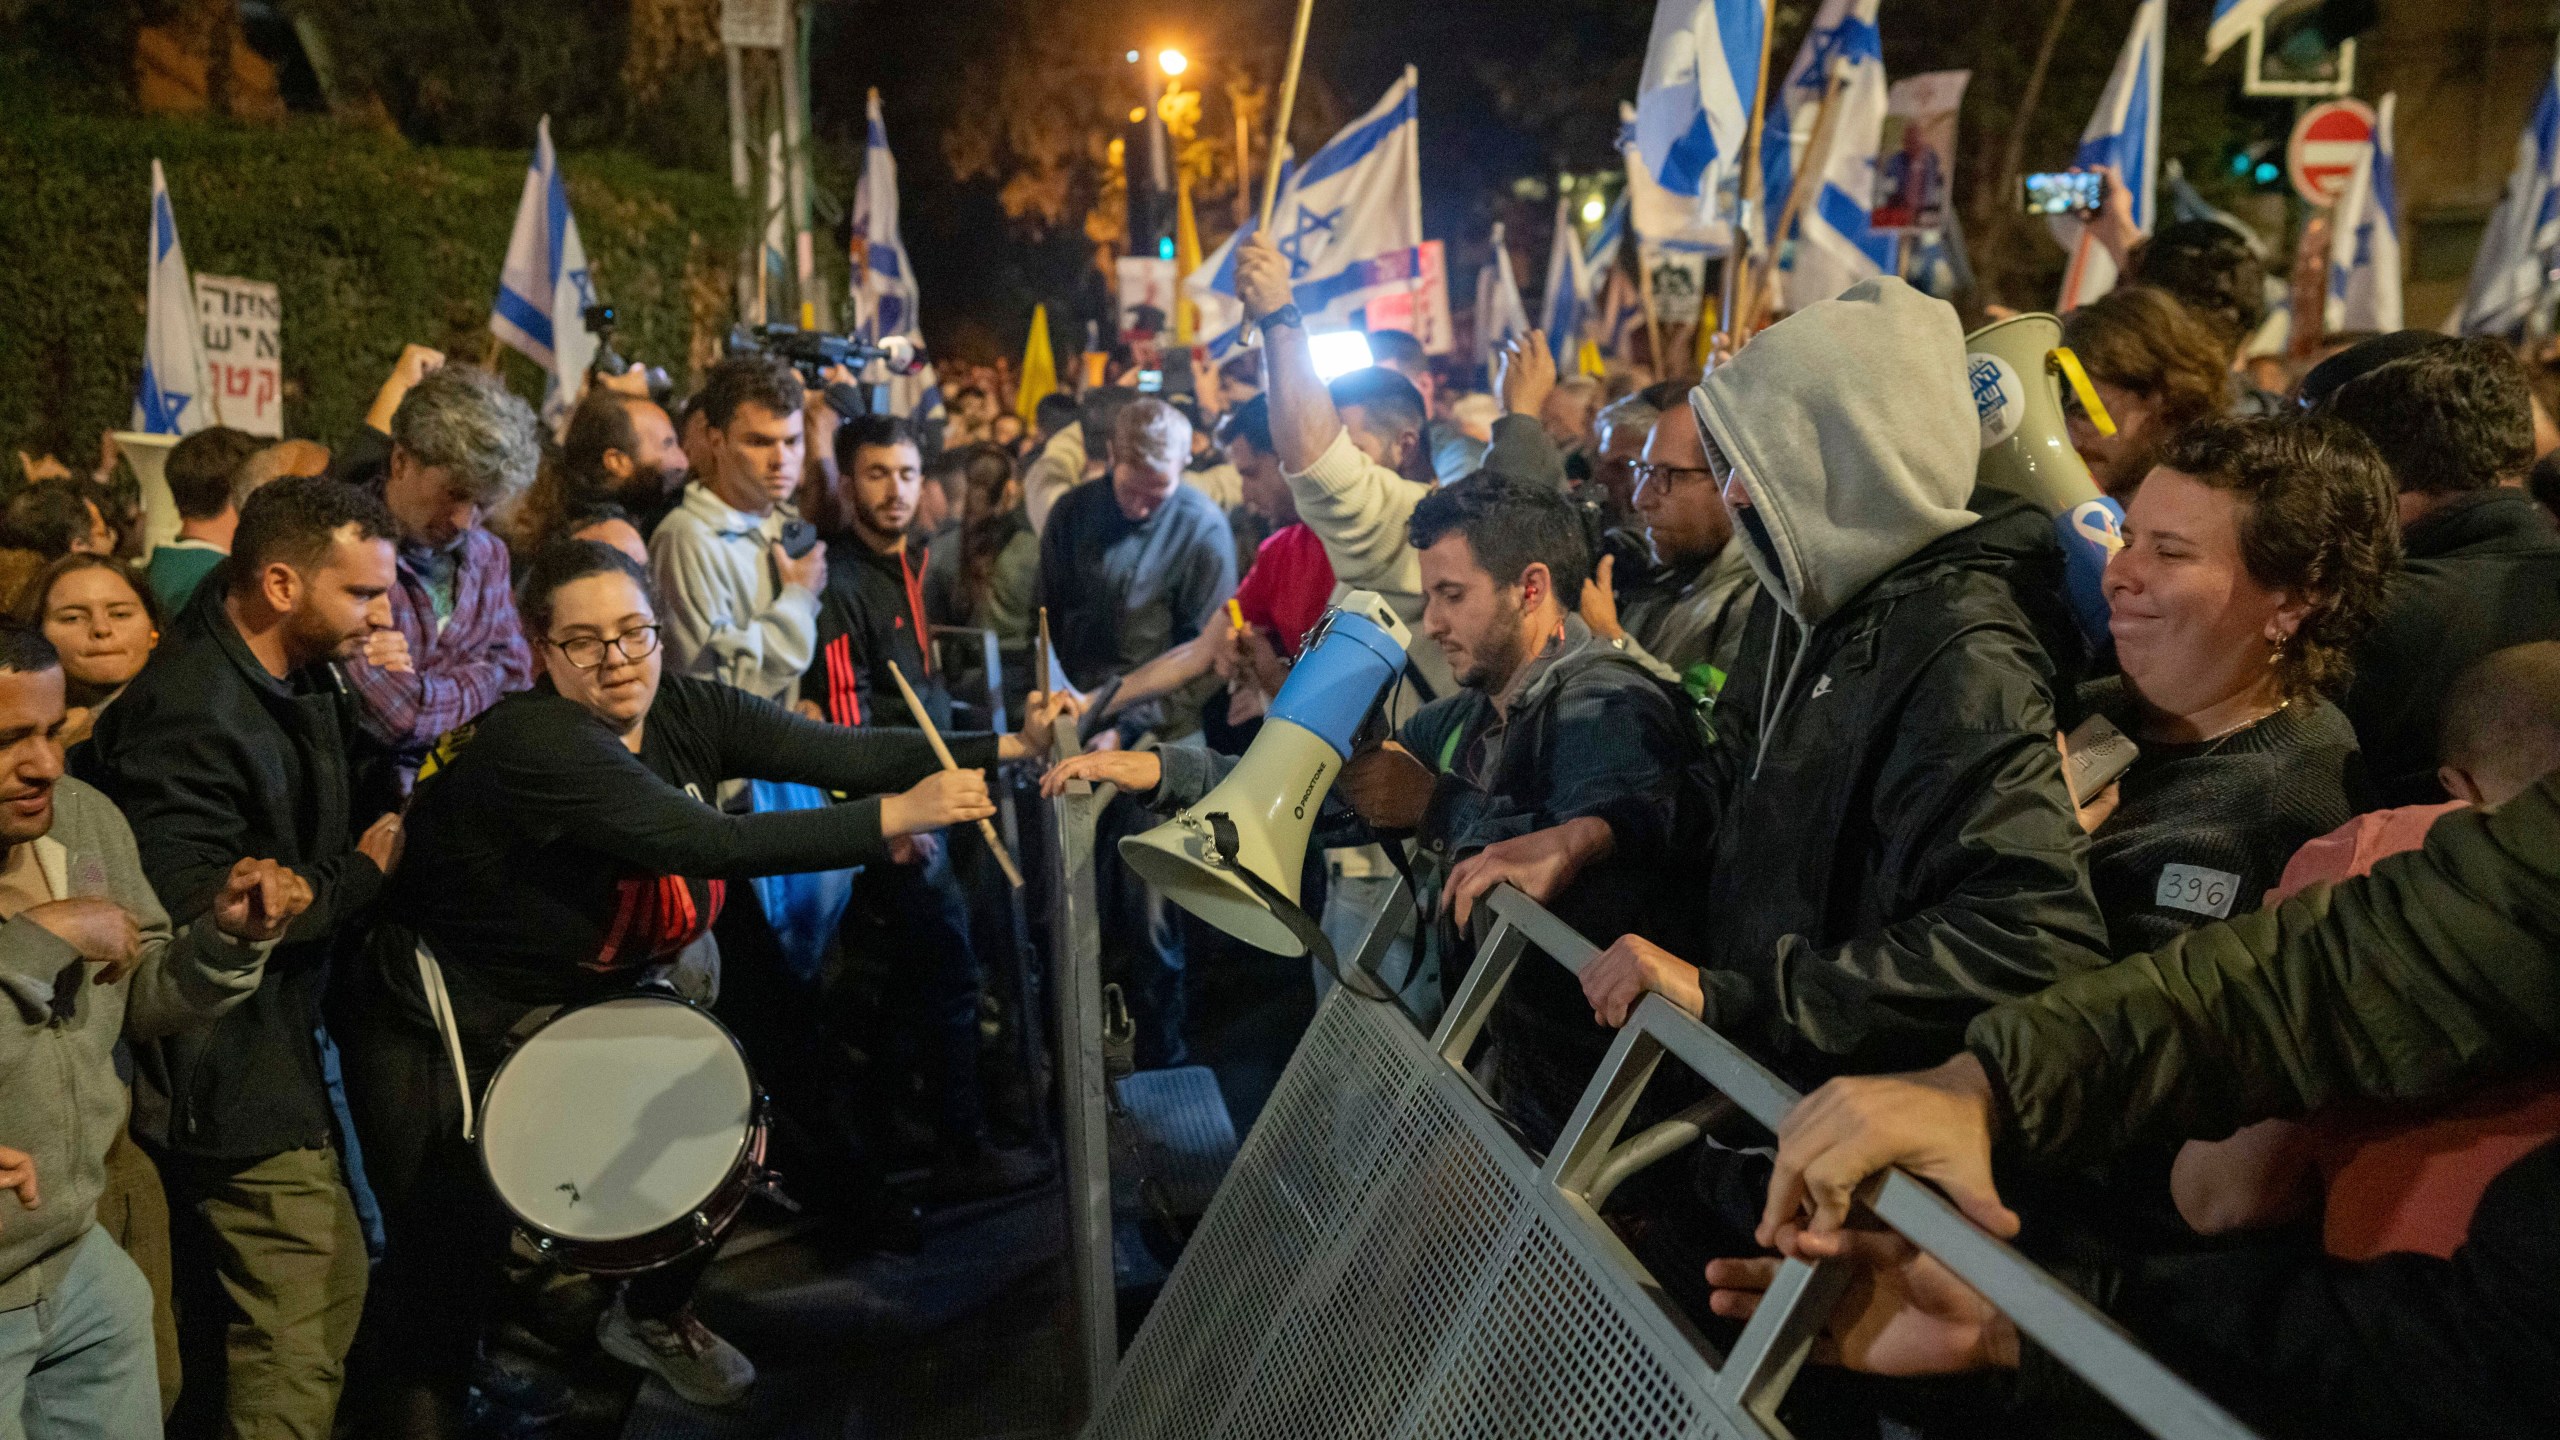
[1557,277,2112,1101]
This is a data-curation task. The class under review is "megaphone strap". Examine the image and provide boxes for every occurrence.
[1203,811,1396,1005]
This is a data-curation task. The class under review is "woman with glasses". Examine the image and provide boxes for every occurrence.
[333,540,1073,1432]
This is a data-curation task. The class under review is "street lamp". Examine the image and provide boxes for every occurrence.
[1580,195,1606,224]
[1158,48,1188,77]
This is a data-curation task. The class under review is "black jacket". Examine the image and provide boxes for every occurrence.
[1688,495,2111,1085]
[801,535,950,732]
[80,578,393,1157]
[2343,489,2560,806]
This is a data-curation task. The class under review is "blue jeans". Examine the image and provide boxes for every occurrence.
[0,1226,160,1440]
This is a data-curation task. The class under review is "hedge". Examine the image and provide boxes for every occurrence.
[0,114,751,459]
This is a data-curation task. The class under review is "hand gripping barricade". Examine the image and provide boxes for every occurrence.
[1076,883,2264,1440]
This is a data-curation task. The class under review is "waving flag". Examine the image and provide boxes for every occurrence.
[1758,0,1881,249]
[2054,0,2163,310]
[1584,189,1630,288]
[1477,222,1532,377]
[134,160,214,436]
[1187,68,1424,359]
[2207,0,2285,64]
[851,89,920,343]
[1541,197,1591,364]
[489,116,598,426]
[2327,93,2403,334]
[1772,0,1894,312]
[1633,0,1773,208]
[2451,50,2560,337]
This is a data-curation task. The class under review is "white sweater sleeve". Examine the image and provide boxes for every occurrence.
[1285,429,1429,599]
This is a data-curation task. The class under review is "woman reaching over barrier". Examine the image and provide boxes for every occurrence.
[333,540,1074,1433]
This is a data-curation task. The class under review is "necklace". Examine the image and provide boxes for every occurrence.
[2192,698,2290,755]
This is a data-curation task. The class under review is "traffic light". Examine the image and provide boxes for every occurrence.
[2226,139,2284,190]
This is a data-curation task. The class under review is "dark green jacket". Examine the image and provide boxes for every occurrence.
[1969,770,2560,1169]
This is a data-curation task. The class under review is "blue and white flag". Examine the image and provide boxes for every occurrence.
[2207,0,2285,64]
[2327,92,2402,334]
[1583,189,1630,291]
[134,159,214,436]
[762,129,790,323]
[1477,222,1532,376]
[1633,0,1773,209]
[1622,102,1729,257]
[1758,0,1881,249]
[1541,197,1590,364]
[2450,49,2560,337]
[1771,0,1894,312]
[851,88,920,345]
[1187,68,1424,359]
[489,116,597,426]
[2054,0,2163,309]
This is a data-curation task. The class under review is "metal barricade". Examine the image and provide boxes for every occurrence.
[1080,882,2261,1440]
[1046,731,1119,1425]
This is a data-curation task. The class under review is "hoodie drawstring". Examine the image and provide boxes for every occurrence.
[1752,614,1818,783]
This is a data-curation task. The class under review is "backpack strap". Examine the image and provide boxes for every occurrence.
[1202,811,1394,1004]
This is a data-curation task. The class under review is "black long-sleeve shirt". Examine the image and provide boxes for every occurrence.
[392,674,993,1011]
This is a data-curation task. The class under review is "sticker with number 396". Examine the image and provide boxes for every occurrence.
[2156,863,2240,919]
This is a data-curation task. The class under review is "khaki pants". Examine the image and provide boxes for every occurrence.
[160,1146,367,1440]
[95,1126,181,1418]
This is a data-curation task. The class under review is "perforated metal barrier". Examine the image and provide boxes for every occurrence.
[1077,882,2263,1440]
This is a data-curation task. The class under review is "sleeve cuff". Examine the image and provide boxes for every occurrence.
[1152,746,1232,812]
[184,915,275,974]
[0,915,81,1015]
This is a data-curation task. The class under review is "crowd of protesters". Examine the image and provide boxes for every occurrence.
[5,186,2560,1440]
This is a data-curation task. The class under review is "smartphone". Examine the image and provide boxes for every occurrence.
[2022,170,2104,217]
[2063,713,2140,805]
[778,518,820,559]
[1136,369,1165,394]
[1306,329,1377,383]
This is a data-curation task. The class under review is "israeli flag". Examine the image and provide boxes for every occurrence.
[489,116,598,425]
[1478,222,1532,376]
[2207,0,2285,65]
[1773,0,1894,312]
[1584,189,1630,290]
[1186,68,1424,358]
[1758,0,1881,250]
[134,159,214,436]
[1633,0,1773,206]
[1541,197,1590,364]
[2450,49,2560,337]
[851,88,921,344]
[1621,102,1730,258]
[2327,92,2402,333]
[2054,0,2163,309]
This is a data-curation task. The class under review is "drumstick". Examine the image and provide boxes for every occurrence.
[886,660,1024,890]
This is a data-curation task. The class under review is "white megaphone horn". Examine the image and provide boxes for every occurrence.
[1962,313,2126,647]
[1117,590,1412,972]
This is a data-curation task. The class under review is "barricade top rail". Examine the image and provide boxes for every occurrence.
[1471,882,2261,1440]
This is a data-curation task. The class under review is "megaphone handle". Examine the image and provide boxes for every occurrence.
[1202,811,1395,1006]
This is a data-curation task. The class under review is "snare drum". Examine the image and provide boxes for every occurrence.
[476,994,768,1275]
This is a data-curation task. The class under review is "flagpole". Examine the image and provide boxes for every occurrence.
[1720,0,1779,349]
[1258,0,1316,233]
[1748,56,1851,332]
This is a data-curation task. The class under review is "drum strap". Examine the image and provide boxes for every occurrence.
[414,943,478,1142]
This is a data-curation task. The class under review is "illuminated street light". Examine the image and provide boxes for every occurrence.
[1129,106,1148,123]
[1126,49,1141,63]
[1580,195,1606,224]
[1158,48,1189,76]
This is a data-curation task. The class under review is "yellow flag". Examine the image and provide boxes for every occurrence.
[1016,304,1059,428]
[1175,172,1204,345]
[1577,337,1605,378]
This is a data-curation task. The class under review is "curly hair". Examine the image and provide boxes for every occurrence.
[2322,337,2535,495]
[2061,286,2229,454]
[2157,414,2401,698]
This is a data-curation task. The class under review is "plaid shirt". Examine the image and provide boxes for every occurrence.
[343,523,532,785]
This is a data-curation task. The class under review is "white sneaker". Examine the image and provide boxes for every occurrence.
[596,1299,756,1408]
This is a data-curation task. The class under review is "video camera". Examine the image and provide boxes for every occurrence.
[724,324,926,420]
[581,305,673,407]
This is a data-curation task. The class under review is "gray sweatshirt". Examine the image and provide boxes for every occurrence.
[0,778,270,1310]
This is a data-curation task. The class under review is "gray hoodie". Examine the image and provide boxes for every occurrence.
[1690,276,1981,627]
[1690,276,1983,774]
[0,778,270,1310]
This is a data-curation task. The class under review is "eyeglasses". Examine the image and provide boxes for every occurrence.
[1629,461,1719,491]
[545,625,661,670]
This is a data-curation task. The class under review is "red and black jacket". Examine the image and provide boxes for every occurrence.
[802,535,954,733]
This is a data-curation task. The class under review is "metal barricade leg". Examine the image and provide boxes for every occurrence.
[1047,773,1117,1420]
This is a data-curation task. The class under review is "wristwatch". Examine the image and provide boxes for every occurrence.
[1256,302,1304,334]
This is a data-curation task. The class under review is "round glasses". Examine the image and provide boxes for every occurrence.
[546,625,661,670]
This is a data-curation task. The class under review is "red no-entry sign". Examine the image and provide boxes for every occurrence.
[2288,99,2376,207]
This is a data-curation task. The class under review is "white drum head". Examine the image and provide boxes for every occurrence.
[478,997,755,1243]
